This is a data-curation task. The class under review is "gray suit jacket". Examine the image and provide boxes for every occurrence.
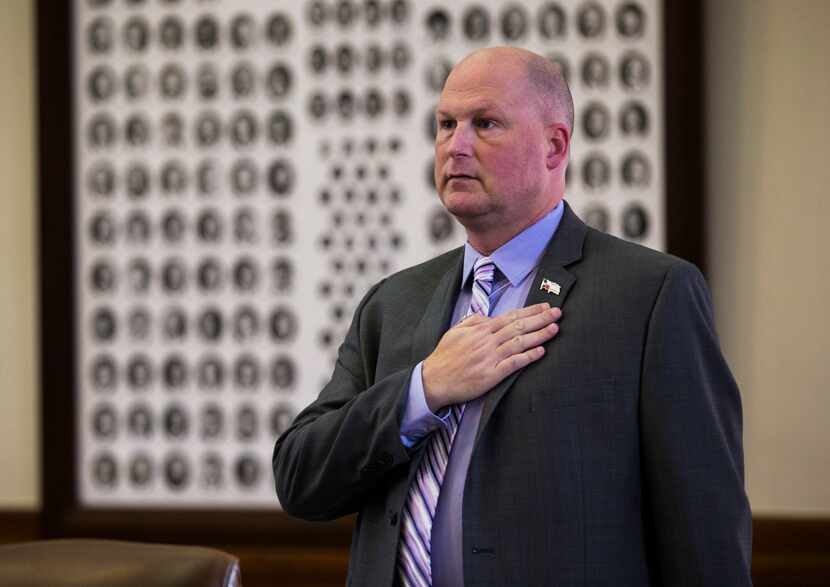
[273,204,753,586]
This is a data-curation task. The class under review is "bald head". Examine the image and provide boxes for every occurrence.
[450,47,574,133]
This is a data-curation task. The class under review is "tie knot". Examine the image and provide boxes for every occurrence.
[472,256,495,286]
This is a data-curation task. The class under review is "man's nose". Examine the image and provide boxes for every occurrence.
[446,123,474,158]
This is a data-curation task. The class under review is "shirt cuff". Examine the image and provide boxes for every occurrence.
[400,362,450,448]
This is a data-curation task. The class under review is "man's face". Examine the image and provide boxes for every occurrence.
[434,55,556,237]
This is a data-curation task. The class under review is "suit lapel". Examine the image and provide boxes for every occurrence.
[411,252,464,365]
[475,203,588,445]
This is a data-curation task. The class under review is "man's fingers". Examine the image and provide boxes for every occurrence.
[498,322,559,359]
[456,313,487,328]
[486,303,551,332]
[493,306,561,345]
[495,346,546,378]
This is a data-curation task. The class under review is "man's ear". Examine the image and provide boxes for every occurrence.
[545,123,570,170]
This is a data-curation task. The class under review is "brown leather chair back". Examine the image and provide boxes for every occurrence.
[0,539,241,587]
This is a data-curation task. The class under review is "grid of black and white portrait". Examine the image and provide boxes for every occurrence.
[74,0,663,507]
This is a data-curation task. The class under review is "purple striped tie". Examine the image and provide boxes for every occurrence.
[397,257,496,587]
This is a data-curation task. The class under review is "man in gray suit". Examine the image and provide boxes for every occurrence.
[273,47,752,586]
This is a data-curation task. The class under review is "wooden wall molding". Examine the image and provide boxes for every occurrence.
[1,511,827,586]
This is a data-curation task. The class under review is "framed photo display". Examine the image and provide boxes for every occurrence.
[40,0,703,541]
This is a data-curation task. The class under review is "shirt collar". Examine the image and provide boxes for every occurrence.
[461,200,565,289]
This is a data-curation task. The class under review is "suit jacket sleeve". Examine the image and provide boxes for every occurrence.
[640,261,753,585]
[272,279,414,521]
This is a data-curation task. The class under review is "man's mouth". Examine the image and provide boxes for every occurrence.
[446,174,478,181]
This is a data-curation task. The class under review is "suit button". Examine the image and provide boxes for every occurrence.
[379,452,392,465]
[389,513,398,526]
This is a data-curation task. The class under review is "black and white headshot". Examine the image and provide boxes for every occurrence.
[164,453,190,490]
[122,17,149,52]
[230,13,256,50]
[582,102,611,140]
[270,355,296,390]
[161,258,187,293]
[124,65,149,100]
[126,163,150,199]
[425,58,452,93]
[88,66,116,102]
[267,12,293,46]
[500,4,529,41]
[233,257,260,292]
[126,354,153,391]
[267,63,293,99]
[620,51,650,91]
[267,110,293,145]
[271,256,294,292]
[583,205,610,232]
[89,211,116,246]
[582,153,611,189]
[231,62,256,98]
[163,404,189,438]
[236,404,259,441]
[160,160,187,194]
[463,6,490,42]
[196,208,223,242]
[161,209,186,244]
[621,151,651,188]
[194,15,220,50]
[127,306,151,341]
[87,113,116,148]
[159,64,186,100]
[197,356,225,391]
[235,454,260,488]
[616,2,646,38]
[234,354,260,390]
[90,260,116,293]
[577,2,606,38]
[162,306,187,340]
[87,161,115,197]
[92,453,117,488]
[581,53,610,89]
[196,64,219,100]
[129,454,153,487]
[268,159,295,196]
[233,208,258,243]
[233,305,260,342]
[160,112,184,147]
[269,306,298,342]
[197,307,224,342]
[126,257,151,292]
[195,112,222,147]
[270,404,295,437]
[91,403,118,439]
[159,16,184,50]
[197,257,224,292]
[620,101,649,137]
[230,110,258,147]
[201,403,224,440]
[127,403,153,438]
[425,9,451,41]
[622,204,650,239]
[162,355,188,390]
[87,17,113,53]
[538,2,566,39]
[201,453,224,488]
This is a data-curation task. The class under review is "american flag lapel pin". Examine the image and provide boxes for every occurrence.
[540,278,561,295]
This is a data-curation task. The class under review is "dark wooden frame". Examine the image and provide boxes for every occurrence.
[38,0,704,546]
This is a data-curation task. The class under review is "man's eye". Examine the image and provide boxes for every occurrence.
[438,119,455,130]
[475,119,496,129]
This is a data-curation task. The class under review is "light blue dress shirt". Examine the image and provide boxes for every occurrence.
[399,201,565,587]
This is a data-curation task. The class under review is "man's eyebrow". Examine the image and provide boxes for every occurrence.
[436,102,507,118]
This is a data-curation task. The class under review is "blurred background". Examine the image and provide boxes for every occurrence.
[1,0,828,585]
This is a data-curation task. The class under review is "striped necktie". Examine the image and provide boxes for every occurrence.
[397,256,497,587]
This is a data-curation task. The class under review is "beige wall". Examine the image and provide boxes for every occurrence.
[706,0,830,514]
[0,0,828,514]
[0,0,38,509]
